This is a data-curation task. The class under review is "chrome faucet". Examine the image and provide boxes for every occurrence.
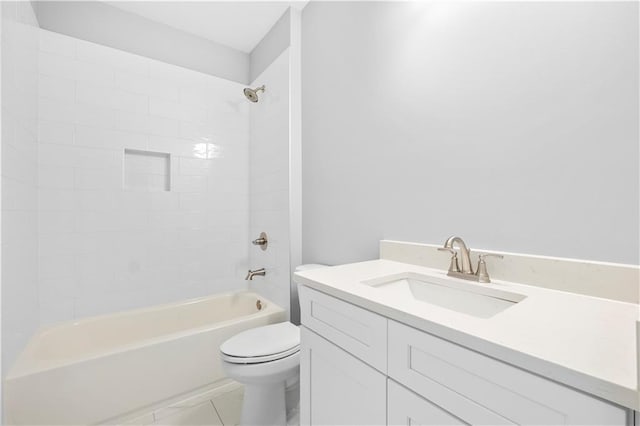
[443,236,474,274]
[245,268,266,280]
[437,236,503,283]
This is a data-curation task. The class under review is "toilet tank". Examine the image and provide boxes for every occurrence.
[295,264,328,273]
[291,264,328,325]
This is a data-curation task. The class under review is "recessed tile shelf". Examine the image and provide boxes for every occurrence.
[124,149,171,192]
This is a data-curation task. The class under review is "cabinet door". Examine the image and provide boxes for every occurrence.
[300,326,386,426]
[388,379,514,426]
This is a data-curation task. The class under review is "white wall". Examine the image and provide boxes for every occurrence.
[36,29,250,323]
[248,49,291,313]
[1,1,39,374]
[33,1,249,84]
[250,9,290,84]
[288,7,303,324]
[301,2,639,266]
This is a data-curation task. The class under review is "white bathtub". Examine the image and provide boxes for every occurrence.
[5,291,286,425]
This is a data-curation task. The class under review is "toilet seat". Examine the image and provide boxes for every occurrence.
[220,322,300,364]
[221,345,299,364]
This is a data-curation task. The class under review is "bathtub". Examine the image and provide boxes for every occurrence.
[5,291,286,425]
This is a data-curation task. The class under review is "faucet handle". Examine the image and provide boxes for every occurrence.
[438,247,460,273]
[476,253,504,283]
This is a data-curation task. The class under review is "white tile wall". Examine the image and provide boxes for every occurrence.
[248,50,292,313]
[1,1,40,374]
[36,29,251,324]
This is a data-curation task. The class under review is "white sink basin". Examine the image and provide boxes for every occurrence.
[362,272,526,318]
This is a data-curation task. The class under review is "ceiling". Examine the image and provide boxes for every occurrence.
[106,1,307,53]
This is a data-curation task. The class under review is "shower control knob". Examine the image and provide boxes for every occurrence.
[252,232,268,251]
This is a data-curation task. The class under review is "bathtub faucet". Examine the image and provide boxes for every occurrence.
[245,268,266,280]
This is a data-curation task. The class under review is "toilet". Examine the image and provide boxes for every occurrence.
[220,264,327,426]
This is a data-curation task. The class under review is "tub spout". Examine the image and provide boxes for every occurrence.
[246,268,266,280]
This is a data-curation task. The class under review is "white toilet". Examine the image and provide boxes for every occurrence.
[220,264,327,426]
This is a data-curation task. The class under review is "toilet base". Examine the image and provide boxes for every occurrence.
[241,381,286,426]
[221,351,300,426]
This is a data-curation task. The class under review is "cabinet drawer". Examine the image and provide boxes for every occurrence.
[388,379,513,426]
[388,320,628,425]
[299,286,387,372]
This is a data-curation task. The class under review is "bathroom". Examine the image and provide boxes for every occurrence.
[0,0,638,425]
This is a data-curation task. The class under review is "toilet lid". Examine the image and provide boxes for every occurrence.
[220,322,300,363]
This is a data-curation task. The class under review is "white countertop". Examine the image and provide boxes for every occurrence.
[294,259,639,411]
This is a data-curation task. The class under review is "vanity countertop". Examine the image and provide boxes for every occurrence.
[294,259,639,411]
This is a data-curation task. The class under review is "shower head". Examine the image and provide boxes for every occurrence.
[243,85,265,103]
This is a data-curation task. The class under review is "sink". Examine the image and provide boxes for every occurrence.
[362,272,526,318]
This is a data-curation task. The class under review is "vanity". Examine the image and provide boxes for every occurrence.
[294,240,639,425]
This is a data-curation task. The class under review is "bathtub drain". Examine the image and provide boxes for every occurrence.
[256,300,263,310]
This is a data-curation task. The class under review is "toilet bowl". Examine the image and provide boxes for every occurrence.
[220,264,327,426]
[221,322,300,426]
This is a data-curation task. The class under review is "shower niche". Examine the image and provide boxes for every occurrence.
[124,149,171,192]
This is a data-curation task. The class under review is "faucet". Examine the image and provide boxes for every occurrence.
[437,236,504,283]
[443,236,473,274]
[245,268,266,280]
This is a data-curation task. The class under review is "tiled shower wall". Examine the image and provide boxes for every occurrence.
[37,29,250,323]
[1,2,39,373]
[248,50,291,312]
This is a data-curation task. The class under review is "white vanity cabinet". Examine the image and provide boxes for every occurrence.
[299,285,388,425]
[298,286,632,426]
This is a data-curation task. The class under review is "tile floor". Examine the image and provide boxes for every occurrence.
[154,387,243,425]
[119,384,299,426]
[116,383,243,426]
